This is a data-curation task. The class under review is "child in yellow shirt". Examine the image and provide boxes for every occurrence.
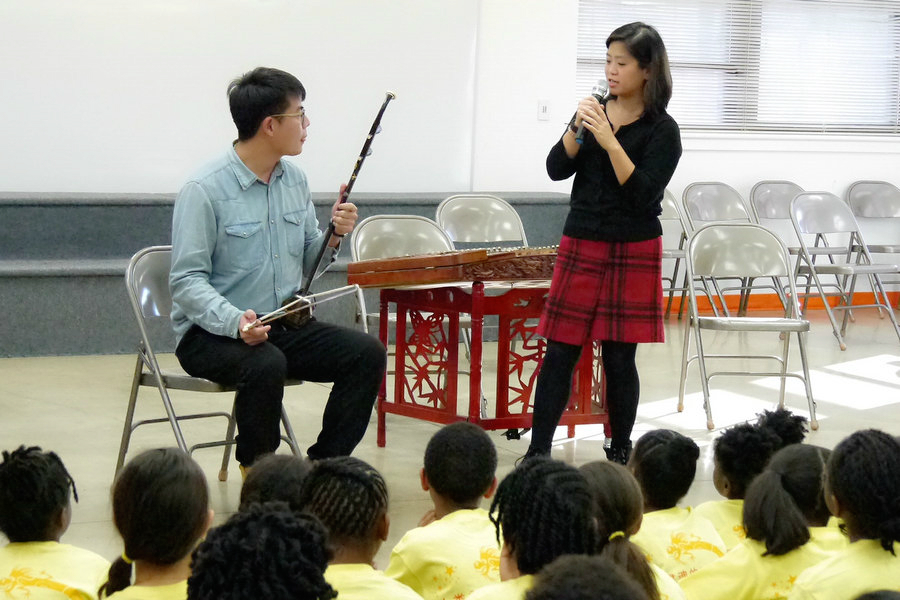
[681,444,848,600]
[468,458,598,600]
[789,429,900,599]
[695,409,807,550]
[297,457,424,600]
[100,448,213,600]
[628,430,726,581]
[0,445,110,600]
[188,501,335,599]
[386,422,500,600]
[580,461,685,600]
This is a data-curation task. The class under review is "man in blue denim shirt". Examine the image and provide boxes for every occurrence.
[170,67,386,470]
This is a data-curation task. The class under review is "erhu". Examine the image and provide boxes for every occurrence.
[244,91,396,332]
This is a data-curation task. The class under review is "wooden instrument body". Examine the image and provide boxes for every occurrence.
[347,246,557,288]
[355,248,609,446]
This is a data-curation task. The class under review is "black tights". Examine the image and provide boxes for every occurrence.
[529,339,639,453]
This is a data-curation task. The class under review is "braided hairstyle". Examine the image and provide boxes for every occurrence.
[100,448,209,597]
[188,501,336,600]
[239,454,312,514]
[743,444,831,556]
[296,456,389,551]
[489,458,597,575]
[579,462,658,600]
[713,423,782,499]
[756,408,808,449]
[424,422,497,506]
[629,429,699,510]
[525,554,650,600]
[826,429,900,553]
[0,445,77,542]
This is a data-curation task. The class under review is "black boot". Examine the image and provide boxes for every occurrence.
[604,441,632,465]
[516,444,550,467]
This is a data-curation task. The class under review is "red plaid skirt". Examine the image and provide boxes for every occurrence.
[537,235,664,345]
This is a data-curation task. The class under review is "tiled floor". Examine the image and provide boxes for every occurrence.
[1,309,898,568]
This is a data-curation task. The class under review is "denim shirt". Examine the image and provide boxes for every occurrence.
[170,146,336,344]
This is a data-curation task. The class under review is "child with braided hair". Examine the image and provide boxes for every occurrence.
[0,445,110,599]
[694,410,807,549]
[627,430,726,581]
[789,429,900,599]
[385,422,500,600]
[188,501,336,600]
[681,444,848,600]
[238,453,311,513]
[296,456,423,600]
[525,555,651,600]
[467,457,598,600]
[99,448,213,599]
[579,461,684,600]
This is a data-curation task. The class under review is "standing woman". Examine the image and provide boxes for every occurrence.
[525,22,682,465]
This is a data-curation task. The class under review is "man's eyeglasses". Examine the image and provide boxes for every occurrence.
[271,108,307,121]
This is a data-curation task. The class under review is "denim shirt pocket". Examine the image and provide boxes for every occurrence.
[224,221,265,269]
[283,209,308,256]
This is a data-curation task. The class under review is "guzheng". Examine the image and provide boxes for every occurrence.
[347,246,557,288]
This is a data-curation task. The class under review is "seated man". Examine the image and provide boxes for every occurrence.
[170,66,386,470]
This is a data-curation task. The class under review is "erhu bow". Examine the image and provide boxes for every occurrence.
[243,91,396,332]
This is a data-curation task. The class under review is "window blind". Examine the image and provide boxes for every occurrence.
[577,0,900,134]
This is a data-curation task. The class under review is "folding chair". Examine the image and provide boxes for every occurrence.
[435,194,528,248]
[118,246,302,481]
[350,215,485,413]
[660,188,690,319]
[846,180,900,307]
[790,192,900,350]
[678,224,818,430]
[682,182,757,316]
[749,180,805,253]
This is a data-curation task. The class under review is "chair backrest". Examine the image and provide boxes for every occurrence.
[845,180,900,218]
[688,223,793,280]
[682,182,754,230]
[660,188,689,246]
[435,194,528,246]
[127,245,174,320]
[351,215,455,262]
[791,192,860,235]
[750,180,805,220]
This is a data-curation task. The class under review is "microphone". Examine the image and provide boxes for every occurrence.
[575,80,610,145]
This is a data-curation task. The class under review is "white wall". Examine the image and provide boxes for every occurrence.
[2,0,899,197]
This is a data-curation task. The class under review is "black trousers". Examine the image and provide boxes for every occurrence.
[176,319,386,465]
[529,339,639,453]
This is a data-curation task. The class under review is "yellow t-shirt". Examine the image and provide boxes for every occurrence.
[0,541,110,600]
[385,508,500,600]
[466,575,535,600]
[105,580,187,600]
[788,539,900,600]
[679,526,849,600]
[651,563,686,600]
[693,499,746,551]
[325,563,423,600]
[631,506,727,581]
